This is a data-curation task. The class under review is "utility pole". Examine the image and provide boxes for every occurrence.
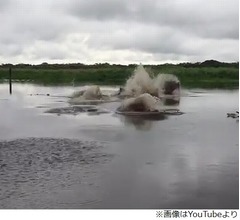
[9,67,12,94]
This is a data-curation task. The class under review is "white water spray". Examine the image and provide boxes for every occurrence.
[122,64,180,98]
[124,64,156,97]
[118,93,161,112]
[118,65,180,112]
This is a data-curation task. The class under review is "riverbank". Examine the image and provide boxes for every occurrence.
[0,61,238,89]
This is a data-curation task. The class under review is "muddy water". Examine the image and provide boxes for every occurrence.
[0,83,238,209]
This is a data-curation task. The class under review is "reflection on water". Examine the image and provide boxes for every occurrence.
[118,114,167,130]
[161,96,180,106]
[0,83,238,209]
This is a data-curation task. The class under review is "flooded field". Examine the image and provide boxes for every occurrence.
[0,83,238,209]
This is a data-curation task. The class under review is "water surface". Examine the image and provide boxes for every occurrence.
[0,83,238,209]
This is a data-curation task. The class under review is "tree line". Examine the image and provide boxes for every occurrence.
[0,60,238,69]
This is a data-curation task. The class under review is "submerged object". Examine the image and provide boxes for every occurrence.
[45,105,109,116]
[227,111,239,118]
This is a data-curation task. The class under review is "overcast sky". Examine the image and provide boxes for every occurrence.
[0,0,239,64]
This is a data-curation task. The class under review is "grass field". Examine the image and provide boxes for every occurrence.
[0,62,238,89]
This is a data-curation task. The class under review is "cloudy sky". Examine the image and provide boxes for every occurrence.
[0,0,238,64]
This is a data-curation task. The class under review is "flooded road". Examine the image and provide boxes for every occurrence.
[0,83,238,209]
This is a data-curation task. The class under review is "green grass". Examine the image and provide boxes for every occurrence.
[0,65,238,89]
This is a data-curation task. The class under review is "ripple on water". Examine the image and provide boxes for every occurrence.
[45,105,110,116]
[0,138,112,208]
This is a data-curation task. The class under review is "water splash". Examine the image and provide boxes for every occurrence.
[71,86,102,100]
[69,86,117,105]
[122,64,180,98]
[118,93,161,112]
[124,65,156,97]
[117,65,180,112]
[154,73,180,96]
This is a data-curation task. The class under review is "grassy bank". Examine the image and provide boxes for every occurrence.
[0,61,238,89]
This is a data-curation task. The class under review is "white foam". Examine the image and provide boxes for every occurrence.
[119,93,161,112]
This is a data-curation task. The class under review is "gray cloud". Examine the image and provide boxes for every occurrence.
[0,0,238,64]
[66,0,239,39]
[69,0,129,21]
[0,0,11,10]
